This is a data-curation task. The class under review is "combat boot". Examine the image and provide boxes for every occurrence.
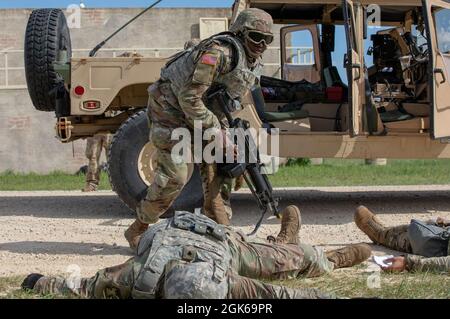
[82,182,98,192]
[268,205,301,244]
[124,219,149,250]
[354,206,386,244]
[326,244,372,269]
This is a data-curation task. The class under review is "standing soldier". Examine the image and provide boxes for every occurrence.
[124,8,278,249]
[82,131,112,192]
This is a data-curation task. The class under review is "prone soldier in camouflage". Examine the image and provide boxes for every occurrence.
[355,206,450,273]
[124,8,277,249]
[82,132,112,192]
[23,206,371,299]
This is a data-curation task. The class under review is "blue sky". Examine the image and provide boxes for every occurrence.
[0,0,233,8]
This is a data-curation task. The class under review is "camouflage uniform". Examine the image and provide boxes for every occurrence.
[137,9,271,226]
[84,132,112,187]
[33,211,335,299]
[376,222,450,273]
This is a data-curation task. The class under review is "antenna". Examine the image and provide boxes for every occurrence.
[89,0,163,57]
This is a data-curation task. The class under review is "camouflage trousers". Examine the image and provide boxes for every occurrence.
[375,223,450,272]
[138,84,233,225]
[378,224,413,253]
[33,236,334,299]
[85,133,112,185]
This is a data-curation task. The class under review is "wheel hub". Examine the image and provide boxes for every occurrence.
[138,142,194,186]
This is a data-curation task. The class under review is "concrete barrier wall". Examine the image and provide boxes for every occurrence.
[0,7,283,173]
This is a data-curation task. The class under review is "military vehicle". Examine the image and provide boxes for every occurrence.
[24,0,450,213]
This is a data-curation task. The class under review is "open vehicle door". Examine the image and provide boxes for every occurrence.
[343,0,363,136]
[423,0,450,139]
[280,25,322,83]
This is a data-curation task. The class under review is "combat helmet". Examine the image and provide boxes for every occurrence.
[230,8,273,34]
[230,8,274,59]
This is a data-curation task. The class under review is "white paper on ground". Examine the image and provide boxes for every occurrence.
[373,255,394,268]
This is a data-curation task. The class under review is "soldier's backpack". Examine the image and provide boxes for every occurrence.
[408,219,450,257]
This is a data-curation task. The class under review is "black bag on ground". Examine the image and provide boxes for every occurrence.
[408,219,449,257]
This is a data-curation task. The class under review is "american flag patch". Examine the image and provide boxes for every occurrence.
[200,54,218,66]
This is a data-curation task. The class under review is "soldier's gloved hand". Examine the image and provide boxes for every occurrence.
[234,175,245,191]
[21,273,44,290]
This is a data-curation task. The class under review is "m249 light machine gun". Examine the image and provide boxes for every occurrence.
[207,86,281,235]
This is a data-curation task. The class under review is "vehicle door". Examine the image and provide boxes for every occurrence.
[280,25,322,83]
[343,0,364,136]
[423,0,450,139]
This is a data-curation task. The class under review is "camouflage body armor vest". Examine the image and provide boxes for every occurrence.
[160,33,263,101]
[131,211,232,298]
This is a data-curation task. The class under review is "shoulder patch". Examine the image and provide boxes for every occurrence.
[200,54,218,66]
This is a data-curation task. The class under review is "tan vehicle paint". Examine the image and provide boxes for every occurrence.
[54,0,450,185]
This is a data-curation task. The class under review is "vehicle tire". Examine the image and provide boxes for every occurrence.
[24,8,71,112]
[108,110,204,216]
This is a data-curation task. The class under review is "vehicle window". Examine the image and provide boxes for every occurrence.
[331,25,349,84]
[434,8,450,53]
[412,25,428,50]
[365,26,393,67]
[284,29,315,65]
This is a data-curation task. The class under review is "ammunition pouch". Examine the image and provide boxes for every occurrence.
[173,211,227,242]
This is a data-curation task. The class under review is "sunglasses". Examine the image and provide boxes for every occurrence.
[245,30,274,45]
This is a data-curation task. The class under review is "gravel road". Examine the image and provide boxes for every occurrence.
[1,185,449,277]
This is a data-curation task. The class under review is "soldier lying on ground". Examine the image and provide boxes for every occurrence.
[22,206,371,299]
[355,206,449,273]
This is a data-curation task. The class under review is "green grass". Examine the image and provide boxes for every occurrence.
[0,276,74,299]
[1,159,450,191]
[2,271,448,299]
[0,170,111,191]
[268,159,450,187]
[270,270,450,299]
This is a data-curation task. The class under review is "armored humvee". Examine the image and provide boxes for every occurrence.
[24,0,450,212]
